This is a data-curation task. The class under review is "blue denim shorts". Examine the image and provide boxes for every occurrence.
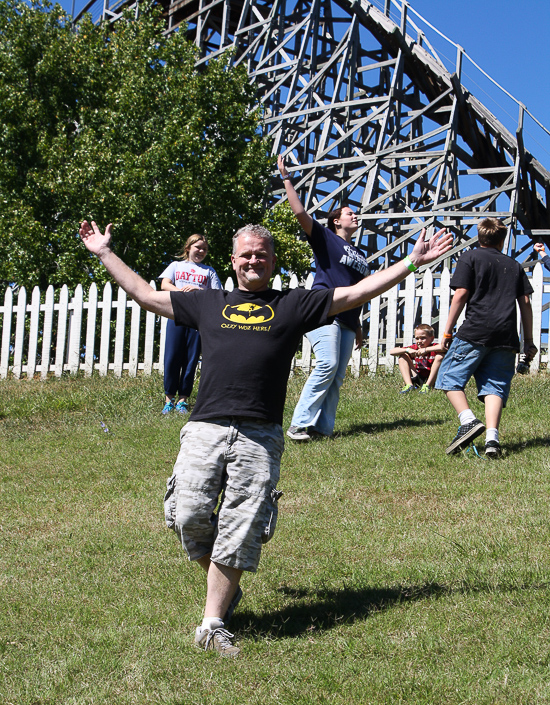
[435,338,516,406]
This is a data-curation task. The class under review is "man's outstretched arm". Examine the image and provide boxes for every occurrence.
[329,227,453,315]
[79,220,174,319]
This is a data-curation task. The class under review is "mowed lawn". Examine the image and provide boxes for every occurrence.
[1,370,550,704]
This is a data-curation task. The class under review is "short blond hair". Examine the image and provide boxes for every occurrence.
[415,323,435,337]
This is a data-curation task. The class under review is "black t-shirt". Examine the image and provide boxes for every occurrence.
[170,287,333,424]
[309,220,370,331]
[451,247,533,350]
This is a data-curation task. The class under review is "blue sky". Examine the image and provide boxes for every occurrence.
[409,0,550,122]
[401,0,550,163]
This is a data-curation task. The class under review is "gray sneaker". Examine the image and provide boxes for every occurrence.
[485,440,502,458]
[195,626,240,658]
[286,425,311,441]
[224,586,243,624]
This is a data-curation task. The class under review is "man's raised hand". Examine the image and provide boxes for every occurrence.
[410,227,453,268]
[79,220,112,258]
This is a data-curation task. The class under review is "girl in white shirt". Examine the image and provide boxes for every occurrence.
[158,235,222,414]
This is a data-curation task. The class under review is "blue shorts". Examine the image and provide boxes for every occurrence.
[435,338,516,406]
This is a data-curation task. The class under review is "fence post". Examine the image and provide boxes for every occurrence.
[402,274,416,345]
[385,284,398,370]
[288,274,299,372]
[1,287,14,379]
[68,285,84,375]
[84,283,98,377]
[99,283,112,376]
[143,281,156,375]
[26,286,41,379]
[158,316,167,376]
[128,298,141,377]
[530,262,543,373]
[438,268,451,338]
[421,269,434,324]
[41,286,55,379]
[299,273,314,375]
[113,286,127,377]
[367,294,381,375]
[12,287,27,379]
[350,338,361,378]
[55,286,69,377]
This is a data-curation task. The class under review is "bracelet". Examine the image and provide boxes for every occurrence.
[403,255,418,272]
[442,333,453,339]
[282,174,292,181]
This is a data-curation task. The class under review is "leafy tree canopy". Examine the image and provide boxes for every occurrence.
[262,201,312,285]
[0,0,274,289]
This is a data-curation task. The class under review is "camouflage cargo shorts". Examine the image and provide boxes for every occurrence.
[164,417,284,573]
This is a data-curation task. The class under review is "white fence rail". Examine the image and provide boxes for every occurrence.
[1,266,549,380]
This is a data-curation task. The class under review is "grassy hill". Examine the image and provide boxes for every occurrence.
[1,371,550,704]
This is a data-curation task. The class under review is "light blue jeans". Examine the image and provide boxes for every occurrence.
[290,320,356,436]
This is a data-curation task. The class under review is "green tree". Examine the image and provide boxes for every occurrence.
[0,0,272,289]
[262,201,312,285]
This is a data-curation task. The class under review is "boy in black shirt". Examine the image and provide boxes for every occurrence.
[436,218,536,457]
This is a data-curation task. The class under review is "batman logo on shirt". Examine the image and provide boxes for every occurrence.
[222,303,275,324]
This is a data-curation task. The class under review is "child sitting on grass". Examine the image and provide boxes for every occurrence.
[390,324,446,393]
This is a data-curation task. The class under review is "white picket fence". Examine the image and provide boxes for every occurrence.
[1,265,549,380]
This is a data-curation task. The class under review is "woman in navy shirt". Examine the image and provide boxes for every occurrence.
[278,155,370,440]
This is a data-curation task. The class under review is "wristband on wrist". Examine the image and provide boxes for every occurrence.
[281,174,292,181]
[403,255,418,272]
[442,333,453,339]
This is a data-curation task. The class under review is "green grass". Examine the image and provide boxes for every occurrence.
[2,371,550,704]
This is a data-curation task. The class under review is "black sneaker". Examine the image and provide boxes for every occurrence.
[485,440,502,458]
[286,425,311,441]
[445,419,486,455]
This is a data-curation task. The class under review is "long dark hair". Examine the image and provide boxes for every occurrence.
[327,207,347,233]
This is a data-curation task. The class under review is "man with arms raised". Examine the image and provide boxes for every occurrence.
[79,219,452,657]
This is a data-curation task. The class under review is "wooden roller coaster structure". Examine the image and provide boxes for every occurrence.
[74,0,550,276]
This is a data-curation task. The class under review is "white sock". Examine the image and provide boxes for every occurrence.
[458,409,476,426]
[486,428,499,443]
[201,617,224,631]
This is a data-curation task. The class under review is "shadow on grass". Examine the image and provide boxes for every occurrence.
[503,436,550,454]
[236,580,546,639]
[336,417,445,438]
